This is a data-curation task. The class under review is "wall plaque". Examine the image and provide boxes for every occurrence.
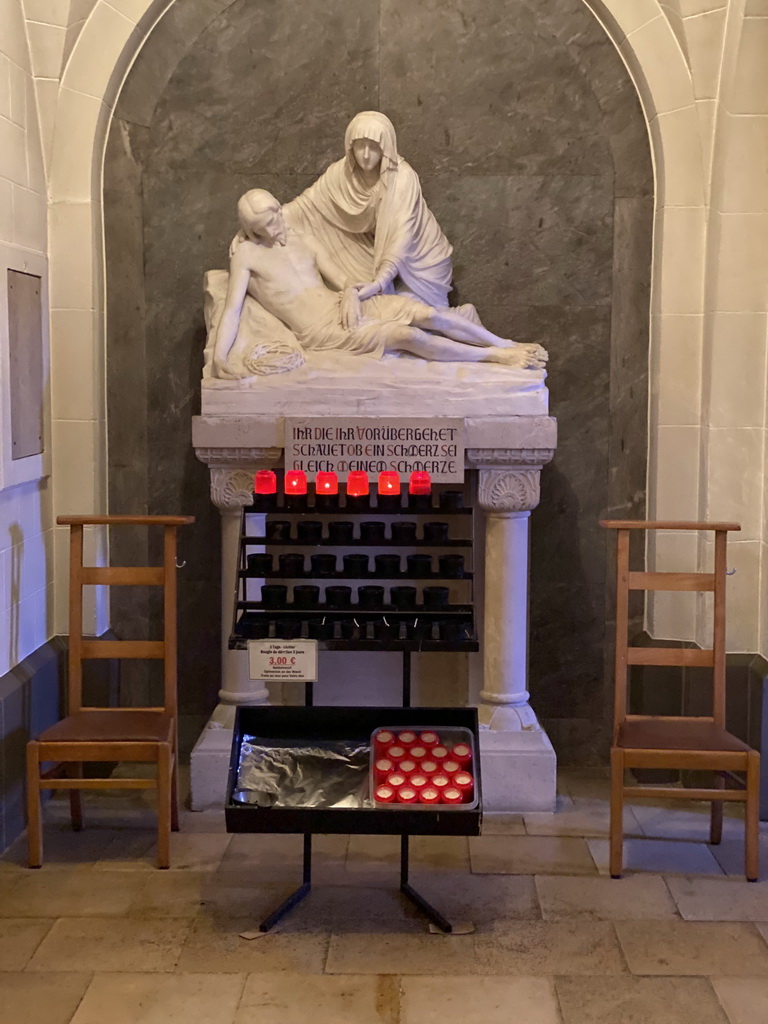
[284,417,465,483]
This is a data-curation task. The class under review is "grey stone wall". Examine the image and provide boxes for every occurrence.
[105,0,652,761]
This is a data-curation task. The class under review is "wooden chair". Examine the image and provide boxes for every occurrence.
[601,519,760,881]
[26,514,194,869]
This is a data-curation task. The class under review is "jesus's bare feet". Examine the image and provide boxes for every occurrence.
[485,343,548,369]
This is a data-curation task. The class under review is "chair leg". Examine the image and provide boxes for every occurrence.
[68,763,84,832]
[26,742,43,869]
[157,743,172,869]
[170,750,180,833]
[745,751,760,882]
[709,771,724,845]
[609,747,624,878]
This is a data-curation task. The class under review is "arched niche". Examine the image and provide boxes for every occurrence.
[102,0,652,760]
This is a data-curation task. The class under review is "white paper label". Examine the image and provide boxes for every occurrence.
[248,640,318,682]
[284,417,465,482]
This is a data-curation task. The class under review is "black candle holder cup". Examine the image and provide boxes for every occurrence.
[391,585,417,610]
[275,617,301,639]
[247,553,272,576]
[376,493,402,512]
[265,520,292,542]
[374,617,400,642]
[358,585,385,610]
[261,584,288,609]
[344,492,370,513]
[360,521,386,544]
[326,585,353,609]
[278,553,305,576]
[251,492,278,513]
[391,521,418,543]
[343,553,370,576]
[408,492,433,512]
[375,553,401,577]
[310,553,337,576]
[406,553,432,577]
[296,520,323,543]
[423,521,450,543]
[328,520,355,544]
[308,618,328,641]
[314,492,338,513]
[423,586,449,610]
[293,585,320,609]
[285,493,308,512]
[439,554,465,578]
[438,490,465,511]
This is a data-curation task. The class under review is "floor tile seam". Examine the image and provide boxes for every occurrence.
[224,971,249,1023]
[660,874,685,919]
[13,915,58,970]
[704,974,738,1024]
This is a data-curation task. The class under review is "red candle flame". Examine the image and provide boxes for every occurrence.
[315,471,338,495]
[378,471,401,495]
[284,470,307,495]
[254,470,277,495]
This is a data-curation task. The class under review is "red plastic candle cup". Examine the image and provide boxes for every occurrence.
[253,469,278,511]
[420,759,439,776]
[396,786,418,804]
[377,471,401,510]
[454,771,474,799]
[374,729,395,755]
[452,742,472,767]
[431,745,449,762]
[408,470,432,510]
[398,759,417,776]
[442,786,465,804]
[398,730,417,747]
[431,773,451,792]
[374,757,394,783]
[419,731,440,748]
[409,773,429,792]
[419,786,441,805]
[387,745,407,763]
[375,785,396,804]
[442,759,461,776]
[386,772,407,791]
[345,470,370,510]
[314,471,339,511]
[284,470,308,509]
[409,745,428,761]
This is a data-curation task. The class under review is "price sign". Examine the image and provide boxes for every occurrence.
[248,640,318,682]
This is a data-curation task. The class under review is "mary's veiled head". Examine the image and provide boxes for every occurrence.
[344,111,399,175]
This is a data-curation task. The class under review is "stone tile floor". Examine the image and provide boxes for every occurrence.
[2,769,768,1023]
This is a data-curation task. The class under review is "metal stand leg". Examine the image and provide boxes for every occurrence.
[259,834,312,932]
[399,835,453,933]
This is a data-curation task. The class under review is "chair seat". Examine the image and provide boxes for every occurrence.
[617,718,751,753]
[38,710,174,744]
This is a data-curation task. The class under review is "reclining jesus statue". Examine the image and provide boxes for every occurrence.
[211,190,547,380]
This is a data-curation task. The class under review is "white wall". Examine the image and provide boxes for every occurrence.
[0,0,52,677]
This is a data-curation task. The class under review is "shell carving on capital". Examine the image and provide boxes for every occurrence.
[210,467,257,510]
[478,468,541,513]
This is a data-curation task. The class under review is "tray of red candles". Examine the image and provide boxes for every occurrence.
[371,727,478,808]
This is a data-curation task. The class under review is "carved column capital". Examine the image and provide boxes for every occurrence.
[195,447,282,511]
[466,447,555,468]
[477,467,542,514]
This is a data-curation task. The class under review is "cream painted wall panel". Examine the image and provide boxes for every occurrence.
[8,55,25,125]
[49,201,96,309]
[52,521,108,635]
[652,313,702,425]
[622,16,694,115]
[107,0,151,20]
[51,419,98,515]
[651,425,701,519]
[695,98,717,177]
[718,114,768,213]
[49,87,104,202]
[651,106,705,206]
[591,0,661,39]
[684,7,726,99]
[712,212,768,312]
[709,312,768,428]
[660,3,690,59]
[0,178,13,242]
[745,0,768,12]
[706,427,764,540]
[0,55,10,120]
[24,0,69,24]
[728,17,768,114]
[26,21,65,78]
[0,0,31,69]
[50,309,100,420]
[647,530,699,641]
[678,0,726,14]
[34,77,58,171]
[0,114,28,185]
[722,539,762,651]
[760,542,768,658]
[12,184,46,250]
[653,206,705,313]
[61,3,136,100]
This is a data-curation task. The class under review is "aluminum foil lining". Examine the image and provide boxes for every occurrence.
[233,735,375,809]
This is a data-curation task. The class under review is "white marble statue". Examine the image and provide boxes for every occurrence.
[212,190,547,380]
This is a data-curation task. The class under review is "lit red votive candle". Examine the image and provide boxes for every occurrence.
[431,773,451,792]
[386,772,407,790]
[409,745,428,761]
[396,786,418,804]
[377,471,401,510]
[442,787,465,804]
[253,470,278,511]
[398,730,417,746]
[420,759,439,776]
[408,471,432,495]
[442,759,461,776]
[419,731,440,747]
[419,786,441,804]
[408,773,429,791]
[452,742,472,767]
[387,745,407,763]
[431,745,449,762]
[374,757,394,783]
[346,470,370,497]
[375,785,396,803]
[453,771,474,798]
[398,759,417,776]
[284,470,307,508]
[314,471,339,510]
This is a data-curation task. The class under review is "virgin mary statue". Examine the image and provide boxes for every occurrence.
[285,111,454,308]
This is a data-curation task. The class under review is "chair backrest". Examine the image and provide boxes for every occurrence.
[600,519,740,732]
[57,514,195,717]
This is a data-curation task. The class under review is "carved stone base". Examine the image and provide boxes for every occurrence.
[479,726,557,813]
[478,700,540,731]
[189,722,233,810]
